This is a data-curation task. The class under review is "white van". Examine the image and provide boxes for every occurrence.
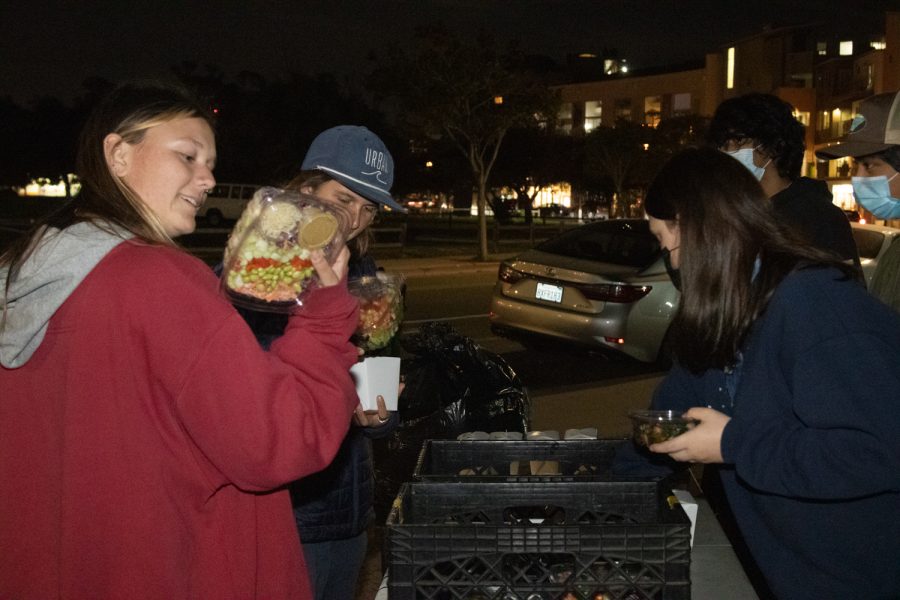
[198,183,260,227]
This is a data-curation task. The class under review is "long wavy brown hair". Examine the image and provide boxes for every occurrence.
[282,170,375,258]
[645,147,856,373]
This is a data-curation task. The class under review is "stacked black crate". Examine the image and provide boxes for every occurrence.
[384,439,692,600]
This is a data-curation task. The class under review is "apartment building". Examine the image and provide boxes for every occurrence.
[555,10,900,210]
[555,58,722,135]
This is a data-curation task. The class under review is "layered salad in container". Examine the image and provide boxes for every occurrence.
[221,187,349,312]
[348,272,405,352]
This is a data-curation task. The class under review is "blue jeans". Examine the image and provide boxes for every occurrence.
[302,530,368,600]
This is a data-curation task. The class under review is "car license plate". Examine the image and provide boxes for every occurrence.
[535,282,563,303]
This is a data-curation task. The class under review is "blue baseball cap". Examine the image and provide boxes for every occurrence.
[301,125,407,213]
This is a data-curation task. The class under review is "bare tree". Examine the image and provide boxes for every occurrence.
[369,26,558,259]
[583,120,652,218]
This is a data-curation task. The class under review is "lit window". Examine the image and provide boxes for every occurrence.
[839,41,853,56]
[726,47,735,89]
[870,40,886,50]
[793,110,810,126]
[832,108,843,135]
[644,96,661,127]
[817,42,827,56]
[584,100,602,132]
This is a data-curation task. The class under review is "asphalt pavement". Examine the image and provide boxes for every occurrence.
[376,251,665,438]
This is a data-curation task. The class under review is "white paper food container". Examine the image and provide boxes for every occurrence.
[350,357,400,412]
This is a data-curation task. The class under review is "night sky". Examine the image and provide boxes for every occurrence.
[1,0,896,106]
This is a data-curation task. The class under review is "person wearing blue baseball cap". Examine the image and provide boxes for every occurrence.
[220,125,404,600]
[300,125,407,213]
[288,125,405,600]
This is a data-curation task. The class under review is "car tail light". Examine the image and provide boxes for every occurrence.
[576,283,652,303]
[498,263,525,283]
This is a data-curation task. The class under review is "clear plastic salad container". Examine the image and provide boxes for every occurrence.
[348,272,405,352]
[628,409,698,447]
[220,187,349,313]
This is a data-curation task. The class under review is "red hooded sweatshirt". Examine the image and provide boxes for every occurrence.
[0,239,359,599]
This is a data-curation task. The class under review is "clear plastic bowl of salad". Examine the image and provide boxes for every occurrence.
[220,187,350,313]
[348,272,405,353]
[628,409,698,447]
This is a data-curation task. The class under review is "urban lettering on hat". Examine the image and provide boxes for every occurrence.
[363,147,390,185]
[300,125,407,212]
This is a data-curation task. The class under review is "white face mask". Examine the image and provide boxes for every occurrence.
[724,146,771,181]
[851,173,900,219]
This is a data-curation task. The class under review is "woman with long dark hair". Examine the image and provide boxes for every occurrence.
[646,147,900,598]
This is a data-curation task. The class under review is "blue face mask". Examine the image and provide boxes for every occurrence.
[851,173,900,219]
[724,147,770,181]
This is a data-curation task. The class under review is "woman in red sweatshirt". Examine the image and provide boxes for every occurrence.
[0,80,360,599]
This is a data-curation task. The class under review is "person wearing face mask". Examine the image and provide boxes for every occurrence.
[646,147,900,600]
[708,93,861,272]
[660,244,681,290]
[0,81,361,599]
[705,98,866,595]
[817,91,900,311]
[817,90,900,221]
[219,126,407,600]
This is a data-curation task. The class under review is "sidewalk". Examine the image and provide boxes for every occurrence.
[376,252,514,278]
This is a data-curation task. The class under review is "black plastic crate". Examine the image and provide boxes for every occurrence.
[413,439,626,482]
[386,481,691,600]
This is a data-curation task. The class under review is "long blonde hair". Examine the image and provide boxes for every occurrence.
[2,80,215,290]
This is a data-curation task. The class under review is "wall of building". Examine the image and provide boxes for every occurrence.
[730,33,786,94]
[555,64,712,134]
[552,10,900,201]
[884,11,900,92]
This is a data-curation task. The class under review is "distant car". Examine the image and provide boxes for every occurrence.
[851,222,900,287]
[489,219,678,363]
[197,183,259,227]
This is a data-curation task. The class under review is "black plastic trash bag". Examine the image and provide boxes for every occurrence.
[372,321,531,521]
